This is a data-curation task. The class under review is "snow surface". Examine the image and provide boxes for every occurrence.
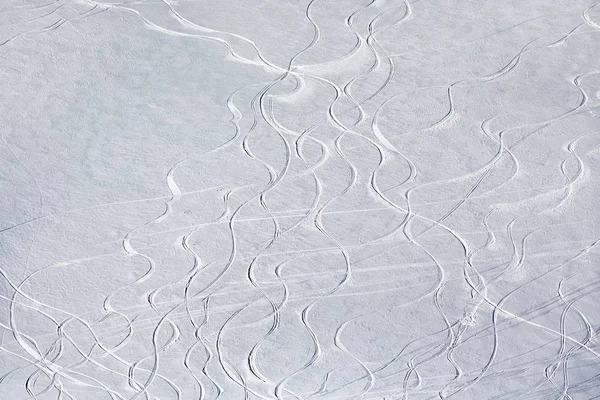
[1,0,600,399]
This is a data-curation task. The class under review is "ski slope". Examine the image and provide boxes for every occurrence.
[1,0,600,399]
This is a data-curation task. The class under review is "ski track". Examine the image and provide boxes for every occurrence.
[1,0,600,399]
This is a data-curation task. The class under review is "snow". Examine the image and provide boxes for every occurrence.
[1,0,600,399]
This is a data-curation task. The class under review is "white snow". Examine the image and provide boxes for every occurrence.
[1,0,600,399]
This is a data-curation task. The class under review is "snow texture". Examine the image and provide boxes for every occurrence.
[1,0,600,399]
